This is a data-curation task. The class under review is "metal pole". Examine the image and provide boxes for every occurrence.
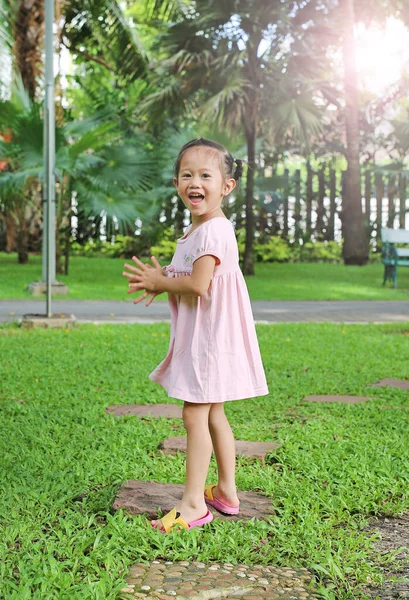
[43,0,56,317]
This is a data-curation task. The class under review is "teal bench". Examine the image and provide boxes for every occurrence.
[381,227,409,288]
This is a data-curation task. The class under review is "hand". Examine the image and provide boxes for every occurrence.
[122,256,165,306]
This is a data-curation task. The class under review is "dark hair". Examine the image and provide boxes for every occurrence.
[174,138,243,183]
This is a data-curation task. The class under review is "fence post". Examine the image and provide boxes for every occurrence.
[316,166,325,237]
[294,169,302,242]
[364,170,372,242]
[387,174,396,228]
[375,172,383,247]
[364,170,371,220]
[283,168,289,238]
[399,173,406,229]
[328,168,336,241]
[306,162,313,239]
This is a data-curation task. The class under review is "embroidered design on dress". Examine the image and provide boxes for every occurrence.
[183,253,191,263]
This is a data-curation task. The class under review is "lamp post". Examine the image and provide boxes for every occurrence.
[43,0,56,317]
[23,0,72,328]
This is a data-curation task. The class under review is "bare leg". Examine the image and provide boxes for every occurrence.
[208,403,239,507]
[152,402,212,528]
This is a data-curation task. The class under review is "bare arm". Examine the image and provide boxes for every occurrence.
[123,255,217,304]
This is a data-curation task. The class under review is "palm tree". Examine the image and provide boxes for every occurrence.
[339,0,369,264]
[139,0,326,274]
[0,82,158,269]
[0,0,148,101]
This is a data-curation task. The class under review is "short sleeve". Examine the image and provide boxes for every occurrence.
[191,219,230,266]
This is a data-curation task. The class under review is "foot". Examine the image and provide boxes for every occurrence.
[151,502,209,531]
[211,484,239,509]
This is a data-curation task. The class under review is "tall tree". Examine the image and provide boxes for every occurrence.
[140,0,325,274]
[340,0,369,264]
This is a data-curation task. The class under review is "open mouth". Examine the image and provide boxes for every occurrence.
[188,193,204,205]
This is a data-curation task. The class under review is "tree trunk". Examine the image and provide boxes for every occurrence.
[5,213,17,252]
[340,0,369,265]
[242,121,256,275]
[16,214,29,264]
[64,206,72,275]
[56,223,63,274]
[14,0,44,100]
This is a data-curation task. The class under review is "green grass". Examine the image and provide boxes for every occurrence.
[1,322,409,599]
[1,252,409,300]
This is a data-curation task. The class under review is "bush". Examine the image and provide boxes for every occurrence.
[71,235,150,259]
[236,229,343,263]
[254,236,292,262]
[150,228,177,261]
[71,227,350,264]
[291,240,342,263]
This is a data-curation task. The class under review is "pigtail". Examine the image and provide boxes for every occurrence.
[233,158,243,182]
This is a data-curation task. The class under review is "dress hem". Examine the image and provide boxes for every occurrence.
[148,375,269,403]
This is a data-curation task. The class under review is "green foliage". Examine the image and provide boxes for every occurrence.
[0,83,161,234]
[1,322,409,599]
[254,236,293,263]
[237,230,342,263]
[292,240,343,263]
[150,228,178,261]
[71,235,148,259]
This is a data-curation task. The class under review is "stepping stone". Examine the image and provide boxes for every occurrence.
[113,481,273,522]
[121,560,318,599]
[106,404,182,418]
[159,436,281,462]
[370,378,409,391]
[304,395,369,404]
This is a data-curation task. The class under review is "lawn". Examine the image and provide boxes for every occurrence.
[1,321,409,599]
[1,252,409,301]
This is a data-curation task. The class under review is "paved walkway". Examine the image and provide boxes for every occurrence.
[0,299,408,324]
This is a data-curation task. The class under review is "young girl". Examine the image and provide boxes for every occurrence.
[122,138,269,533]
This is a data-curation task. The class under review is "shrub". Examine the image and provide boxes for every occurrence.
[71,235,147,258]
[254,236,292,262]
[150,228,177,261]
[292,240,342,263]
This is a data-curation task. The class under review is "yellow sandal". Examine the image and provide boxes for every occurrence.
[151,507,213,533]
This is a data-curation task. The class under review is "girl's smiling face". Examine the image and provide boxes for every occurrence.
[174,147,236,223]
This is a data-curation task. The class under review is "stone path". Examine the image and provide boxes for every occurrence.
[1,299,409,324]
[119,561,318,600]
[370,378,409,391]
[159,437,281,462]
[113,481,273,522]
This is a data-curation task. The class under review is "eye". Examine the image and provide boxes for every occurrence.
[181,173,191,178]
[202,173,211,178]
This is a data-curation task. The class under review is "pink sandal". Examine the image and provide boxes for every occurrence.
[204,484,240,515]
[151,507,213,534]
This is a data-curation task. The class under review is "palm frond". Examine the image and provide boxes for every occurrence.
[64,0,148,81]
[200,72,249,133]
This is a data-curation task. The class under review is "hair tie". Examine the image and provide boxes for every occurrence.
[233,158,243,181]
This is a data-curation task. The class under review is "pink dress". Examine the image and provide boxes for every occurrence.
[149,217,269,403]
